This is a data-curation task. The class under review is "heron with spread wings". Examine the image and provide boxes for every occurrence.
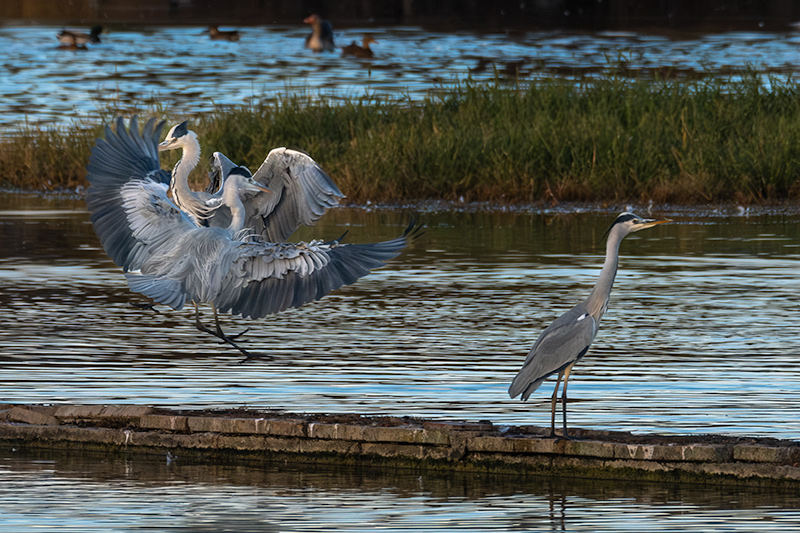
[158,121,344,243]
[508,212,670,438]
[86,116,419,360]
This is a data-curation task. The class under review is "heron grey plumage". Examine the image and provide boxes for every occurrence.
[86,116,420,360]
[159,122,344,241]
[508,212,671,438]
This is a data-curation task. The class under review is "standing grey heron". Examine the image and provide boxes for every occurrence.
[86,116,420,360]
[508,212,671,438]
[159,121,344,242]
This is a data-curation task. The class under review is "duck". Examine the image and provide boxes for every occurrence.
[208,26,240,41]
[304,14,335,52]
[56,33,89,51]
[57,25,102,46]
[342,35,377,58]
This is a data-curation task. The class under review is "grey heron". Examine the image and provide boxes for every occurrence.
[159,122,344,242]
[86,116,420,360]
[304,14,335,52]
[508,212,670,438]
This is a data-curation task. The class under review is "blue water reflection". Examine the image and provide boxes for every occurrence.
[2,448,800,531]
[2,25,800,127]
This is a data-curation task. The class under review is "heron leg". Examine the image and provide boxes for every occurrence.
[561,364,574,439]
[192,302,266,362]
[193,301,211,332]
[211,305,250,341]
[549,372,564,438]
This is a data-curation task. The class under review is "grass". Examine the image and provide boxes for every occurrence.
[2,72,800,204]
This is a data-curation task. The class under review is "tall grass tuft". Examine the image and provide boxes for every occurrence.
[3,73,800,203]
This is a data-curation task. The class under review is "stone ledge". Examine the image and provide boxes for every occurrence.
[1,404,800,487]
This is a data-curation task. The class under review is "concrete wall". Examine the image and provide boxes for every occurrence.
[3,404,800,487]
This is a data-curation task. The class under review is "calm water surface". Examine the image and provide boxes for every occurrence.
[2,25,800,127]
[2,447,800,532]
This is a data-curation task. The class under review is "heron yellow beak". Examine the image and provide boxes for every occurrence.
[639,218,672,229]
[244,178,270,194]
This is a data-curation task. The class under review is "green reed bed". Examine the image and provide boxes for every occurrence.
[3,73,800,203]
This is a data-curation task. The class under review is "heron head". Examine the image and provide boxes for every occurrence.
[158,121,193,151]
[224,171,270,199]
[603,212,671,238]
[228,166,253,179]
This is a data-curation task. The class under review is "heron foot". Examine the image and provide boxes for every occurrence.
[195,321,263,360]
[225,326,251,341]
[236,351,271,365]
[547,428,573,440]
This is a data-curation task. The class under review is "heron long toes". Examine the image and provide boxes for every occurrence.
[236,351,272,365]
[222,326,250,341]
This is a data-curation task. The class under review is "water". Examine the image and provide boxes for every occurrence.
[3,196,800,529]
[2,446,800,532]
[2,195,800,439]
[2,25,800,127]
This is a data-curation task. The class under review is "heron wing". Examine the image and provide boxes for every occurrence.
[120,178,199,310]
[508,304,598,401]
[85,116,169,272]
[206,151,238,196]
[248,147,344,241]
[215,221,421,319]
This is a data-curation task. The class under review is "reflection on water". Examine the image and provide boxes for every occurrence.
[2,447,800,531]
[1,195,800,439]
[2,25,800,127]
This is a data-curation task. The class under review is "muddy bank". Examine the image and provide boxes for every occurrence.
[2,404,800,488]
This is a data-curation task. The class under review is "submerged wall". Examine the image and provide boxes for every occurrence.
[2,403,800,487]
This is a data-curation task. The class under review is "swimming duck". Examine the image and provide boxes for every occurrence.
[208,26,240,41]
[56,33,89,51]
[56,25,102,46]
[342,35,377,58]
[304,14,335,52]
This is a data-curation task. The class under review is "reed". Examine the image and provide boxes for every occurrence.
[2,72,800,204]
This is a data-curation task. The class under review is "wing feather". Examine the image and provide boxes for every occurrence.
[85,115,169,272]
[216,223,420,319]
[248,147,344,241]
[508,304,598,401]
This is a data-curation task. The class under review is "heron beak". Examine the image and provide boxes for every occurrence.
[158,140,174,151]
[245,179,270,194]
[638,218,672,229]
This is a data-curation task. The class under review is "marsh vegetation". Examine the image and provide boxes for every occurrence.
[3,73,800,204]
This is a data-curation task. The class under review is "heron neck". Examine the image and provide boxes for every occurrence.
[584,228,623,320]
[169,137,201,209]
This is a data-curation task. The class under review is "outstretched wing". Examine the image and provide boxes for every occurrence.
[85,116,170,272]
[206,151,242,196]
[247,147,344,241]
[508,304,598,401]
[215,221,422,319]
